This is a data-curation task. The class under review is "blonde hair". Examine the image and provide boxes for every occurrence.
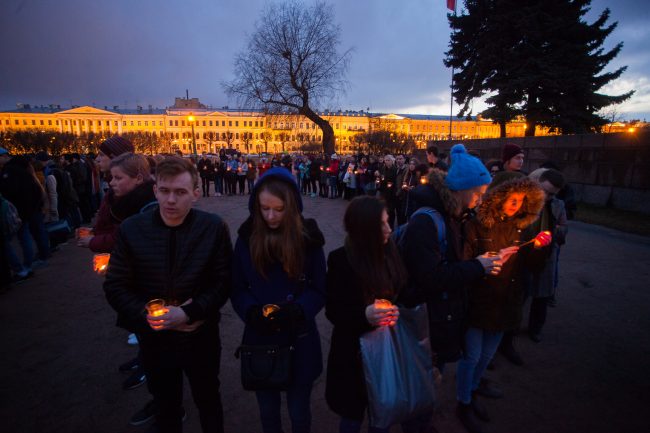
[110,153,150,180]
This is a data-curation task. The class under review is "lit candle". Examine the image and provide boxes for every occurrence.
[262,304,280,318]
[146,299,167,317]
[374,299,393,309]
[76,227,92,239]
[93,253,110,276]
[420,176,428,185]
[386,182,393,188]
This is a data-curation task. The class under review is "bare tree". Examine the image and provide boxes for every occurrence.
[224,0,352,156]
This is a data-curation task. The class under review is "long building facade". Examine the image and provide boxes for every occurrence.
[0,98,545,154]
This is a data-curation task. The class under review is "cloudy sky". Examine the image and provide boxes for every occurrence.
[1,0,648,120]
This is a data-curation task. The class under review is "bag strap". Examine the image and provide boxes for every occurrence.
[411,207,447,257]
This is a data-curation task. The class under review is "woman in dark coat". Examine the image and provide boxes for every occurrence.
[230,167,326,433]
[325,196,407,433]
[457,173,545,431]
[77,153,155,253]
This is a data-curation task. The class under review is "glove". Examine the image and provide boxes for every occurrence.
[246,306,280,335]
[533,231,552,248]
[268,303,307,335]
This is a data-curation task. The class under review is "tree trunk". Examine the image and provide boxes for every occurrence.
[300,106,335,156]
[499,121,507,138]
[525,120,536,137]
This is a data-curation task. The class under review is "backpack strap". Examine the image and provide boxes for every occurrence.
[412,207,447,257]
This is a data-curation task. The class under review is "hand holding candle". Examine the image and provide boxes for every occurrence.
[366,299,399,327]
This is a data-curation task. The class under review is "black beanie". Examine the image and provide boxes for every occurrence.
[99,136,134,158]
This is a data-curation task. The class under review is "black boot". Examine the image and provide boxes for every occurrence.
[457,402,486,433]
[471,393,490,421]
[499,334,524,366]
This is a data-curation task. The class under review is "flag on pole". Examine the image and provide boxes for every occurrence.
[447,0,456,11]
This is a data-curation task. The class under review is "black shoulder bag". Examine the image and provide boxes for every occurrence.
[235,274,308,391]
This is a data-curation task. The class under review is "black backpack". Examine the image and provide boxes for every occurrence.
[392,206,447,257]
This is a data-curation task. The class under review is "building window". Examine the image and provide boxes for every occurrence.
[229,121,232,127]
[221,121,225,127]
[235,121,239,127]
[40,120,44,125]
[114,121,118,126]
[123,121,126,126]
[169,120,173,126]
[32,120,36,125]
[15,120,19,125]
[145,121,148,126]
[73,120,77,126]
[209,120,213,126]
[202,120,206,126]
[236,133,239,139]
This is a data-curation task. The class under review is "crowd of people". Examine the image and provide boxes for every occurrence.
[0,136,577,433]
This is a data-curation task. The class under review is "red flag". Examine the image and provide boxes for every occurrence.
[447,0,456,11]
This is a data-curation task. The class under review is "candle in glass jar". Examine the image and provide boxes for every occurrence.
[146,299,167,317]
[262,304,280,318]
[374,299,393,309]
[93,253,110,275]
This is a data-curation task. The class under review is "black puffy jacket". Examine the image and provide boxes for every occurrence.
[103,208,232,334]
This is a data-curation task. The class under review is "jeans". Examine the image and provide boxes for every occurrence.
[255,382,313,433]
[247,178,255,194]
[4,222,34,272]
[456,327,503,404]
[28,212,50,261]
[214,174,223,194]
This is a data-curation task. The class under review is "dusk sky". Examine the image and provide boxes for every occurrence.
[1,0,648,120]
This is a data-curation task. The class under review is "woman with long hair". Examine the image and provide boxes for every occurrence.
[231,167,326,433]
[326,195,424,433]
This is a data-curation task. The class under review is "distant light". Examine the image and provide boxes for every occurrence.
[628,127,636,133]
[188,115,195,122]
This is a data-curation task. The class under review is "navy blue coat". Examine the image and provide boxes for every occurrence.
[230,167,326,385]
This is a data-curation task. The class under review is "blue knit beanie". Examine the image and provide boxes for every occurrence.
[445,144,491,191]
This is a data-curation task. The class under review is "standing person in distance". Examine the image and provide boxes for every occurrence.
[230,167,326,433]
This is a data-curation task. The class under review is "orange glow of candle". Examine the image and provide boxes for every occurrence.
[76,227,92,239]
[93,253,110,275]
[262,304,280,318]
[146,299,167,317]
[374,299,393,309]
[420,176,428,185]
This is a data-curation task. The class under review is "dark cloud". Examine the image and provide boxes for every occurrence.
[1,0,647,119]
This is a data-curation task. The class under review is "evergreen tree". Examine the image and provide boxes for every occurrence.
[445,0,633,136]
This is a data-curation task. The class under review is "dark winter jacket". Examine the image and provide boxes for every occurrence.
[463,177,545,331]
[230,167,326,385]
[325,246,380,420]
[401,169,485,363]
[89,181,156,253]
[197,158,214,179]
[104,208,233,334]
[0,157,44,221]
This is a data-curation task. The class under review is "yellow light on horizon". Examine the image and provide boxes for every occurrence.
[188,115,195,122]
[628,127,636,133]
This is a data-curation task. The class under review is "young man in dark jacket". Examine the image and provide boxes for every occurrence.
[104,156,233,433]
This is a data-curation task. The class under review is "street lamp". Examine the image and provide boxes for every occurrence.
[188,114,197,155]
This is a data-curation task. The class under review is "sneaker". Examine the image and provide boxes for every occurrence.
[13,269,33,283]
[130,400,157,426]
[127,333,139,345]
[119,357,140,372]
[123,369,146,390]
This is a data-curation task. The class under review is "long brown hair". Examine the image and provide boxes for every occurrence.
[343,196,407,303]
[250,178,305,280]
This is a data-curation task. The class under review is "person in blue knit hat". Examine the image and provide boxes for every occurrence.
[231,166,327,433]
[398,143,498,431]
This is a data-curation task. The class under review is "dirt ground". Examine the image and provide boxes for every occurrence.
[1,194,649,433]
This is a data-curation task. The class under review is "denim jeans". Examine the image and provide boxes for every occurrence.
[28,211,50,261]
[214,175,223,194]
[4,222,34,272]
[456,327,503,404]
[255,383,313,433]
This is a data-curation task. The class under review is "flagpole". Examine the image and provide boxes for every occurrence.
[448,0,457,141]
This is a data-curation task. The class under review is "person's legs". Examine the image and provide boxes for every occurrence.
[140,339,184,433]
[16,222,34,270]
[255,390,283,433]
[3,232,25,274]
[456,327,482,404]
[286,383,313,433]
[28,212,50,261]
[471,331,503,393]
[529,297,549,339]
[185,349,224,433]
